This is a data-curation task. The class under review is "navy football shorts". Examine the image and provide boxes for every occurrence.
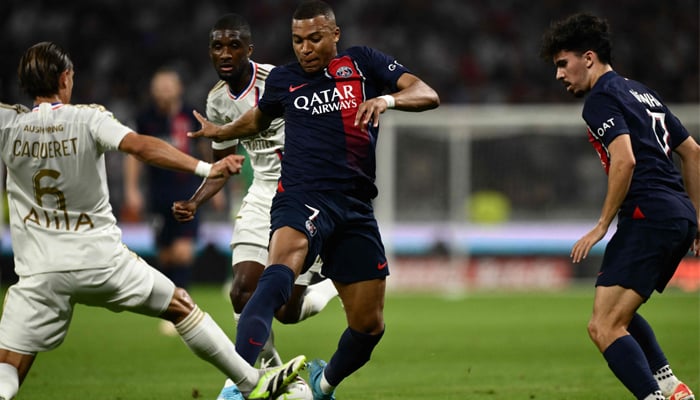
[151,203,199,248]
[597,217,696,299]
[270,190,389,284]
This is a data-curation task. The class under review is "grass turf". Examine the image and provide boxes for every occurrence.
[4,285,698,399]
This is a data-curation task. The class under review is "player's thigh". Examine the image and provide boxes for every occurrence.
[590,284,644,329]
[232,180,275,255]
[322,222,389,284]
[0,273,75,353]
[336,278,386,334]
[75,246,175,318]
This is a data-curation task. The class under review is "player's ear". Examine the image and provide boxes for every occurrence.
[583,50,595,68]
[333,26,340,43]
[59,69,70,89]
[248,43,254,57]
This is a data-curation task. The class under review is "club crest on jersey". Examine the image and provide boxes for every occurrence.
[305,219,318,236]
[335,66,353,78]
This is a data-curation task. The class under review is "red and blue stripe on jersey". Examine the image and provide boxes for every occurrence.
[258,46,407,200]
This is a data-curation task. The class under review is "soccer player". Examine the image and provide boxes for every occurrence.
[540,13,699,400]
[123,68,211,336]
[0,41,305,400]
[188,1,440,399]
[171,13,338,399]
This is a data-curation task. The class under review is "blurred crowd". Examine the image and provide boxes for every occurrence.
[1,0,697,112]
[0,0,698,223]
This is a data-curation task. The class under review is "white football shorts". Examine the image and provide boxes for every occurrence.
[0,244,175,354]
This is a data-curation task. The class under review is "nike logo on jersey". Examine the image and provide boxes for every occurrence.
[289,83,309,92]
[377,261,388,270]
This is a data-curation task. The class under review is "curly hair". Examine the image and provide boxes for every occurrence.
[540,13,613,65]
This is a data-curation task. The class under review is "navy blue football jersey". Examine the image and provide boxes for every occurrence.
[258,46,409,200]
[583,71,695,222]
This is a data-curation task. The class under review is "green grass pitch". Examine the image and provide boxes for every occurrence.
[4,285,698,399]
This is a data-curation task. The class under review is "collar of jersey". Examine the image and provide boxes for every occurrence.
[227,61,257,100]
[32,102,64,111]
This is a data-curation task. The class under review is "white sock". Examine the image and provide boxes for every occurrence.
[320,370,336,395]
[0,363,19,400]
[299,279,337,321]
[654,365,681,396]
[174,306,257,391]
[642,390,665,400]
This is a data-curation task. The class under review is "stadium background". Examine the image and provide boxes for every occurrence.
[0,0,698,292]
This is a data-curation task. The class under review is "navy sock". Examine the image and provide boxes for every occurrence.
[325,327,384,387]
[235,264,294,365]
[603,335,659,399]
[627,313,668,372]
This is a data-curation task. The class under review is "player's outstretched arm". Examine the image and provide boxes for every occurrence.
[188,108,274,141]
[355,73,440,129]
[119,131,244,178]
[172,146,240,223]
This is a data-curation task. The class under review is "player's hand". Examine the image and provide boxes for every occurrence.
[354,96,390,131]
[571,224,607,263]
[172,200,197,223]
[188,110,223,139]
[208,154,245,179]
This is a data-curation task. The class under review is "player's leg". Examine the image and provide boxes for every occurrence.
[230,258,284,368]
[275,257,338,324]
[628,314,695,400]
[154,215,197,336]
[235,226,308,365]
[310,278,385,400]
[102,247,263,392]
[0,272,76,399]
[0,350,34,399]
[159,234,196,290]
[588,285,664,399]
[276,259,338,324]
[628,219,697,400]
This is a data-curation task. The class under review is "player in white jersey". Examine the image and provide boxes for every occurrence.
[0,41,306,400]
[171,14,337,400]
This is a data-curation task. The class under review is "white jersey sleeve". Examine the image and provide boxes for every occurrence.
[206,61,284,182]
[1,102,132,276]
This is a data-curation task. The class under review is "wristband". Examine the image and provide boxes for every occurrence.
[378,94,395,109]
[194,161,213,177]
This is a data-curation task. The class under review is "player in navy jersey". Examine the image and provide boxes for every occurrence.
[188,1,439,398]
[541,13,699,400]
[123,68,211,316]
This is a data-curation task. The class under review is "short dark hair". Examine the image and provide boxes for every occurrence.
[211,13,252,40]
[540,13,613,65]
[18,41,74,98]
[293,0,335,21]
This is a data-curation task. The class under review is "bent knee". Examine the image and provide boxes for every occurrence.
[229,284,255,313]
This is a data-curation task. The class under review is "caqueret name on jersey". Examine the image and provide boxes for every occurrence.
[13,137,78,159]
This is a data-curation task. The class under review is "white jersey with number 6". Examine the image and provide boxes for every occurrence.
[0,102,131,276]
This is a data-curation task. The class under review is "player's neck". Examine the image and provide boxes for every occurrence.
[589,64,613,89]
[34,95,62,106]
